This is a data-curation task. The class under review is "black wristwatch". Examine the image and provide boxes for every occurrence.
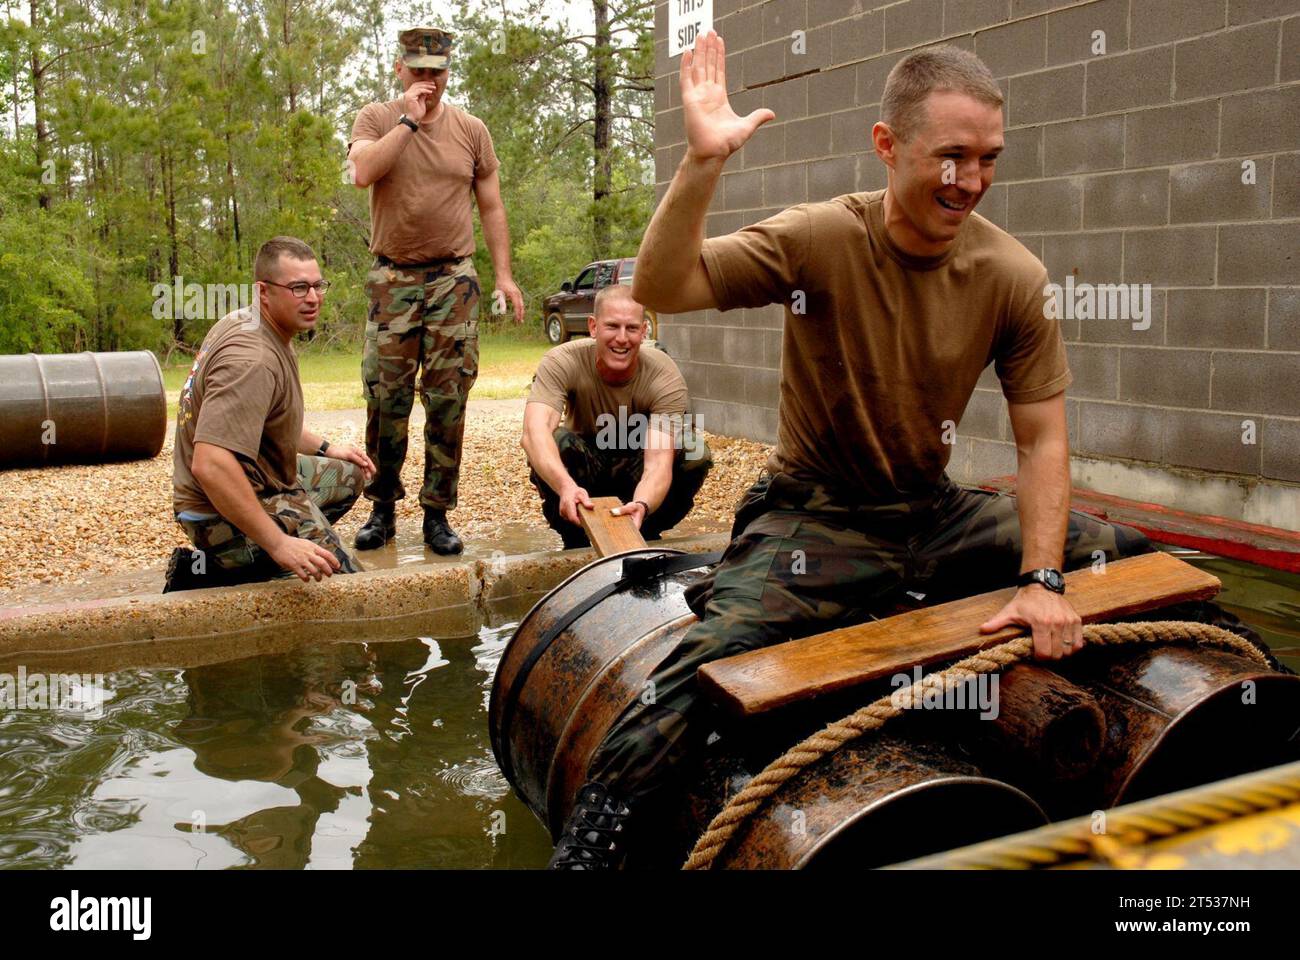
[397,115,418,132]
[1019,568,1065,594]
[316,439,331,457]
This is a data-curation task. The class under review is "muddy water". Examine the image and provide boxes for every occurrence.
[0,625,552,869]
[0,550,1295,869]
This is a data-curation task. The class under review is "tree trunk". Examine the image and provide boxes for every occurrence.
[592,0,612,258]
[30,0,50,209]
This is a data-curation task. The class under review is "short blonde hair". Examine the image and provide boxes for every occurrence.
[881,46,1003,143]
[593,282,642,320]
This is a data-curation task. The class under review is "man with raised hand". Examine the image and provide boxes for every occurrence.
[522,283,712,548]
[169,237,374,591]
[544,33,1148,869]
[347,25,524,556]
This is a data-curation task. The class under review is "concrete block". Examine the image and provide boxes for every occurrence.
[1083,170,1170,228]
[1221,85,1300,155]
[1131,0,1231,46]
[1042,114,1123,176]
[997,124,1044,182]
[1229,0,1297,24]
[809,154,859,199]
[830,10,885,65]
[885,0,946,51]
[762,74,809,122]
[1212,351,1300,416]
[1008,177,1083,232]
[1170,157,1273,223]
[1163,408,1263,474]
[1267,288,1300,350]
[1122,226,1217,286]
[1125,100,1220,167]
[1042,230,1123,285]
[974,15,1047,77]
[1118,347,1212,407]
[763,0,809,43]
[1175,22,1280,98]
[724,169,765,211]
[1262,417,1300,483]
[958,387,1006,439]
[944,0,1012,35]
[1010,64,1085,124]
[1046,0,1129,66]
[1274,152,1300,217]
[1085,46,1173,115]
[1219,222,1300,285]
[786,114,833,160]
[1065,342,1119,399]
[764,162,809,205]
[1166,287,1268,349]
[1076,400,1166,462]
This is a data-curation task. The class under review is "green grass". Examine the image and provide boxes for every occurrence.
[164,331,549,415]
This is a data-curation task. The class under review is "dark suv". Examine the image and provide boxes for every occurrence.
[542,257,659,344]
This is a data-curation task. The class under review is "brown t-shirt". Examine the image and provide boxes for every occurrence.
[700,190,1071,500]
[528,339,689,437]
[173,308,304,514]
[349,100,499,263]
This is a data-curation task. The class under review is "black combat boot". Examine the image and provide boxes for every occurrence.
[354,503,396,550]
[422,508,463,555]
[547,782,633,870]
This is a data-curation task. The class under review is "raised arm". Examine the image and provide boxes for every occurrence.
[632,32,774,315]
[348,82,438,188]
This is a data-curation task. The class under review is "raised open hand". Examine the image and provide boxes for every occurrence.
[681,31,775,161]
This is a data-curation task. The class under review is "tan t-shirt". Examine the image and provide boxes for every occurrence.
[349,100,499,263]
[528,339,689,437]
[701,190,1070,500]
[173,308,304,514]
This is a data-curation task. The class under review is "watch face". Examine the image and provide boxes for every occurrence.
[1045,569,1064,591]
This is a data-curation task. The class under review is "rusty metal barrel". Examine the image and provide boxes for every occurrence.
[0,351,167,468]
[489,549,1048,869]
[1061,643,1300,807]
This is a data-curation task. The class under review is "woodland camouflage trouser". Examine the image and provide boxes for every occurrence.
[362,255,481,510]
[177,455,364,574]
[587,471,1152,803]
[529,426,714,546]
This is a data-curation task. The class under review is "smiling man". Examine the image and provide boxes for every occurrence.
[168,237,375,592]
[522,284,712,548]
[544,37,1150,869]
[347,25,524,556]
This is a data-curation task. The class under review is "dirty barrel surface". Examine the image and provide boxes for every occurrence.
[489,550,1049,868]
[0,351,167,468]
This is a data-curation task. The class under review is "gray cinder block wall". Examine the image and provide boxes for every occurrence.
[652,0,1300,530]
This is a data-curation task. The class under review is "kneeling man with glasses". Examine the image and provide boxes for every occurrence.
[167,236,376,591]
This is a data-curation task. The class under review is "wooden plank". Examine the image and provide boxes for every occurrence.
[578,496,648,557]
[697,551,1221,718]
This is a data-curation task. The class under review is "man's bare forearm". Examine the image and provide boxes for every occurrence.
[632,154,725,313]
[298,428,325,456]
[632,445,674,514]
[522,423,576,496]
[480,203,514,280]
[1014,438,1070,572]
[193,446,288,553]
[350,124,417,188]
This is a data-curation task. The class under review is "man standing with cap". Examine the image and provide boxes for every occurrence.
[347,26,524,554]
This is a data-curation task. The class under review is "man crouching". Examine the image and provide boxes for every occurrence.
[522,284,712,548]
[167,236,375,591]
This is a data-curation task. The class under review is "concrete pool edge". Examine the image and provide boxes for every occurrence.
[0,534,730,670]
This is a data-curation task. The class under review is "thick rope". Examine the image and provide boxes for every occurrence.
[681,620,1271,870]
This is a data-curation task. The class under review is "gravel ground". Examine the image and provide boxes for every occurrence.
[0,401,770,599]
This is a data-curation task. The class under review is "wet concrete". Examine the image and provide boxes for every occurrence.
[0,532,731,676]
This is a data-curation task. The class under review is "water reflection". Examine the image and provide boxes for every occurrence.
[0,626,551,869]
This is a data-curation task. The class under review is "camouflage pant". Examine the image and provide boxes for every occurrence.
[587,471,1151,803]
[363,255,480,510]
[177,455,364,574]
[529,426,714,546]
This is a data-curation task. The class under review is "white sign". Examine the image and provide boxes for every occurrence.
[668,0,712,58]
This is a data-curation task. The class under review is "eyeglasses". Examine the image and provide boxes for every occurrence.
[265,280,331,298]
